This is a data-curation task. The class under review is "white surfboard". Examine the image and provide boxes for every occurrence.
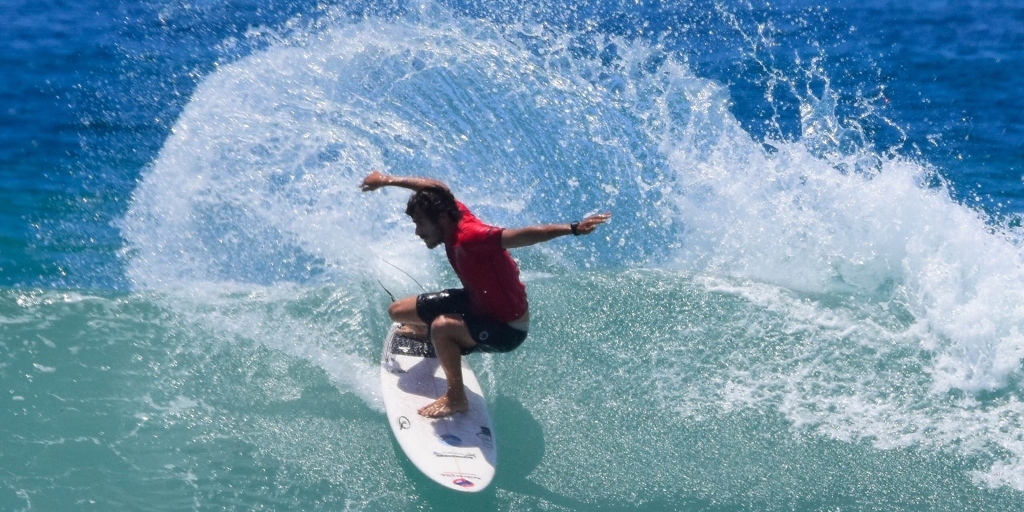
[380,323,497,492]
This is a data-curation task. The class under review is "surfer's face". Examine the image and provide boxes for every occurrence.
[411,212,445,249]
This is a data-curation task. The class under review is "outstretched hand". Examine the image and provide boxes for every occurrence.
[575,212,611,235]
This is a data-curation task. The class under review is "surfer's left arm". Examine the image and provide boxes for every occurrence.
[501,212,611,249]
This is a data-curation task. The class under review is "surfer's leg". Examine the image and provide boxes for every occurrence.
[419,314,476,418]
[387,295,428,339]
[388,295,423,324]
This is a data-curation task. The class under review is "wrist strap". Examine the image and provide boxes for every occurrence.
[570,222,580,236]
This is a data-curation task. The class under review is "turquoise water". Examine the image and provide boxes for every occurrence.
[4,0,1024,509]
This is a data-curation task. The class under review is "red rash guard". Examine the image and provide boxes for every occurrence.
[444,201,529,323]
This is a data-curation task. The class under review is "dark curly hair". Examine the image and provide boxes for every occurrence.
[405,185,462,224]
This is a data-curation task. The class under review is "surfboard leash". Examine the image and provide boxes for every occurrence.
[377,279,397,303]
[376,257,428,304]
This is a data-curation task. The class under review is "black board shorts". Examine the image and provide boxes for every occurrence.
[415,289,528,355]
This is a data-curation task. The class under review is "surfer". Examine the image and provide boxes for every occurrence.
[360,170,610,418]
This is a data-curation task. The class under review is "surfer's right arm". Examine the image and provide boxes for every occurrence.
[359,171,449,193]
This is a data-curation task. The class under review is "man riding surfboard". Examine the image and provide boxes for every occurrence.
[361,171,610,417]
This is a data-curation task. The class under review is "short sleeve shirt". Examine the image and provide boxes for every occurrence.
[444,201,528,323]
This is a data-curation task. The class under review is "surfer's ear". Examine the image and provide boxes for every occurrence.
[437,211,457,232]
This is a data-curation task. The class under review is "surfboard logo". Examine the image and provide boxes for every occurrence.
[397,416,411,430]
[452,478,475,488]
[434,451,476,459]
[477,426,493,448]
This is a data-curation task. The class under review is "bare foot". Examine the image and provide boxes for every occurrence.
[396,324,427,340]
[418,392,469,418]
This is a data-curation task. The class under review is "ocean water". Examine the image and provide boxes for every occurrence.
[3,0,1024,509]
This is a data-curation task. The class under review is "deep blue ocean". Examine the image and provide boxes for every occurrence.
[3,0,1024,509]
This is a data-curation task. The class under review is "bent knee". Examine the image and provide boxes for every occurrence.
[388,296,419,323]
[387,301,403,320]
